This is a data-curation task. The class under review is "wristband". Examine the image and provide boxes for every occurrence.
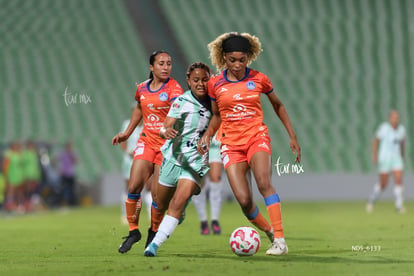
[160,126,166,137]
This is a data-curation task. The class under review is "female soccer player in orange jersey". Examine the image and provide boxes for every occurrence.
[198,32,301,255]
[112,50,184,254]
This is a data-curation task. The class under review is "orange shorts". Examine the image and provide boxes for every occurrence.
[220,135,272,169]
[133,141,163,166]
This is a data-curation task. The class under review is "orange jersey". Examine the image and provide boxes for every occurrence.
[208,68,273,145]
[135,77,184,149]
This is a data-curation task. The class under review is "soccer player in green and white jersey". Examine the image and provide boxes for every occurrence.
[367,110,406,213]
[144,62,212,257]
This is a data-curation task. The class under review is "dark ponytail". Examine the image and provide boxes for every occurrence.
[149,50,169,79]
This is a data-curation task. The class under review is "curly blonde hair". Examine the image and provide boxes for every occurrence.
[208,32,262,72]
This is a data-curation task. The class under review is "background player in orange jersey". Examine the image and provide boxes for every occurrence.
[198,32,301,256]
[112,50,184,254]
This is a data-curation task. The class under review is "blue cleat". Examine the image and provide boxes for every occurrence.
[144,242,159,257]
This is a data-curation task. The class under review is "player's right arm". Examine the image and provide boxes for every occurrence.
[160,116,178,139]
[112,103,143,145]
[198,100,221,155]
[371,137,379,164]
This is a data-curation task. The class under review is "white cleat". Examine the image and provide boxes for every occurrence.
[266,238,288,255]
[366,203,374,213]
[397,207,406,214]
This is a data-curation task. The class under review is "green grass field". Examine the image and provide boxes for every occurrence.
[1,201,413,275]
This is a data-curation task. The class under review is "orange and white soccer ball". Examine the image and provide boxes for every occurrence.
[229,226,261,256]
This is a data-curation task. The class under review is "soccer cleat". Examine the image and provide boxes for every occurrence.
[118,229,141,254]
[265,229,274,243]
[145,227,157,248]
[144,242,159,257]
[397,206,406,214]
[211,220,221,235]
[266,238,288,255]
[201,221,210,235]
[366,203,374,213]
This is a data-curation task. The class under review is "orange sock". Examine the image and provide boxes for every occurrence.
[125,196,142,232]
[150,202,165,232]
[246,206,272,232]
[265,194,284,238]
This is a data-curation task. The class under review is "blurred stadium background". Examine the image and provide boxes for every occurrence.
[1,0,413,204]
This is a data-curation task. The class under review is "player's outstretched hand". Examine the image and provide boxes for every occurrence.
[112,132,129,145]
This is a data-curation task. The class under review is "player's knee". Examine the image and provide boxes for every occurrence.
[237,197,253,212]
[256,180,274,196]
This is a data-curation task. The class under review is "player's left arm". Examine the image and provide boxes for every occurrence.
[160,116,178,139]
[267,91,301,163]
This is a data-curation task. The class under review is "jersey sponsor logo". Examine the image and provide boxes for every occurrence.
[159,92,168,101]
[226,104,256,120]
[246,94,259,99]
[259,126,265,131]
[147,103,155,110]
[157,106,170,110]
[246,81,256,90]
[233,94,242,100]
[233,104,247,112]
[173,102,181,109]
[147,114,160,122]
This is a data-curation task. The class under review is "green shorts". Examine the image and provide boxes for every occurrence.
[159,159,204,190]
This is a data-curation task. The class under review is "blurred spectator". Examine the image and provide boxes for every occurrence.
[58,141,78,206]
[22,140,42,211]
[0,171,5,210]
[38,142,61,208]
[3,141,25,213]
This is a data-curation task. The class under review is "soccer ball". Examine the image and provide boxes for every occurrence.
[229,226,261,256]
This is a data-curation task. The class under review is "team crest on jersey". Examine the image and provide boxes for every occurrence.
[147,114,160,122]
[159,92,168,102]
[246,81,256,90]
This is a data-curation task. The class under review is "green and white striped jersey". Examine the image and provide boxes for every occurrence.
[161,90,211,176]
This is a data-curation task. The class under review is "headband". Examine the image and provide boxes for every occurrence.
[222,35,251,53]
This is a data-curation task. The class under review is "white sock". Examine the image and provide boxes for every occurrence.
[152,215,179,247]
[368,183,381,203]
[209,180,222,221]
[142,189,153,219]
[192,182,208,222]
[393,185,404,209]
